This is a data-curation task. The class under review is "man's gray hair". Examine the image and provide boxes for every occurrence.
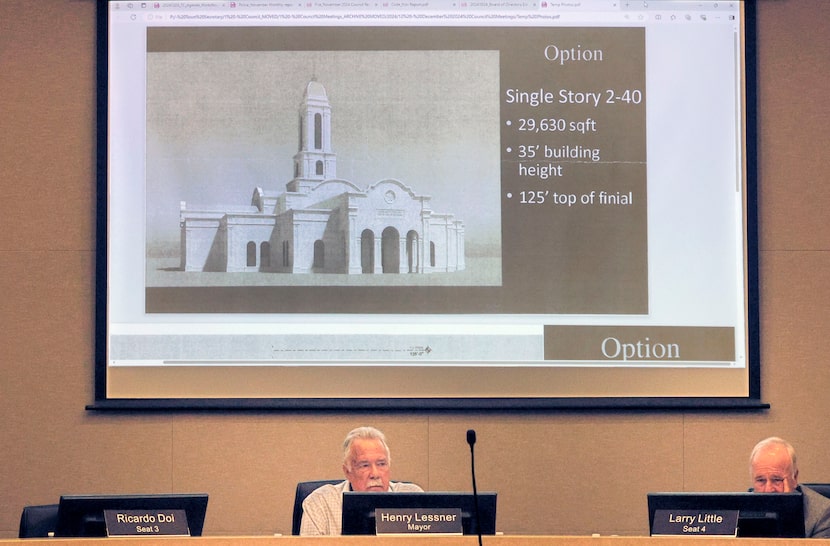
[749,436,798,476]
[343,426,391,469]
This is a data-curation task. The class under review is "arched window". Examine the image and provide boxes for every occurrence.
[313,240,325,270]
[316,160,323,175]
[260,242,271,268]
[246,241,257,267]
[430,242,436,267]
[314,113,322,149]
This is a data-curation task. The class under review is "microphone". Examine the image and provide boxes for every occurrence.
[467,429,482,546]
[467,429,476,449]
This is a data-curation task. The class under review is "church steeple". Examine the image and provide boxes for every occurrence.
[287,80,337,193]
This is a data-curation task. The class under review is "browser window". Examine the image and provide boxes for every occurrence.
[98,0,755,407]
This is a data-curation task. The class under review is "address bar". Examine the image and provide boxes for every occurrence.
[122,10,639,26]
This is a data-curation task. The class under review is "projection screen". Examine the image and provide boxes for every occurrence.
[92,0,763,410]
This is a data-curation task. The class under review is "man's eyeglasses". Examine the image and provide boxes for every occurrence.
[352,460,389,473]
[754,476,790,488]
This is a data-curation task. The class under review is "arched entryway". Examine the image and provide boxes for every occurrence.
[361,229,375,273]
[381,227,400,273]
[406,230,419,273]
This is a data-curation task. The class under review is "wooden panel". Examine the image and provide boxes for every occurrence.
[0,0,96,252]
[755,1,830,251]
[0,536,828,546]
[425,416,684,536]
[2,0,830,540]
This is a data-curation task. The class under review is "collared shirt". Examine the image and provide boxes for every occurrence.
[300,479,424,535]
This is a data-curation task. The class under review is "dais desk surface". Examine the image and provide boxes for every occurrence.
[2,536,829,545]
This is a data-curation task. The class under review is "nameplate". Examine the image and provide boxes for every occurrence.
[651,509,738,536]
[103,509,190,536]
[375,508,463,534]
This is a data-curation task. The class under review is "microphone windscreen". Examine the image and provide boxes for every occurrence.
[466,429,477,446]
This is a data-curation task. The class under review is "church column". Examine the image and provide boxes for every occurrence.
[418,235,425,273]
[422,213,432,273]
[398,238,407,274]
[348,209,362,274]
[457,223,466,271]
[373,236,382,274]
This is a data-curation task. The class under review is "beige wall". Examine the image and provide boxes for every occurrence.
[2,0,830,538]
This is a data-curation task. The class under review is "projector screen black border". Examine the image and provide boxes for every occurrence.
[91,1,763,412]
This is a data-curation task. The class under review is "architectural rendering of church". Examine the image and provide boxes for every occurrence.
[179,80,465,275]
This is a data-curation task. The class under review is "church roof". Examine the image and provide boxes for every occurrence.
[305,80,327,100]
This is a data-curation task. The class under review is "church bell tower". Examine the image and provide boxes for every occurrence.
[287,80,337,193]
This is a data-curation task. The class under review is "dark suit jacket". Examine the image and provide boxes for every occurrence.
[800,485,830,538]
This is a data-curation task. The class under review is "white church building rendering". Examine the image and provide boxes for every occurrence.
[179,80,465,275]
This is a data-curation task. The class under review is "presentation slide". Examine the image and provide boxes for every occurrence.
[100,0,755,406]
